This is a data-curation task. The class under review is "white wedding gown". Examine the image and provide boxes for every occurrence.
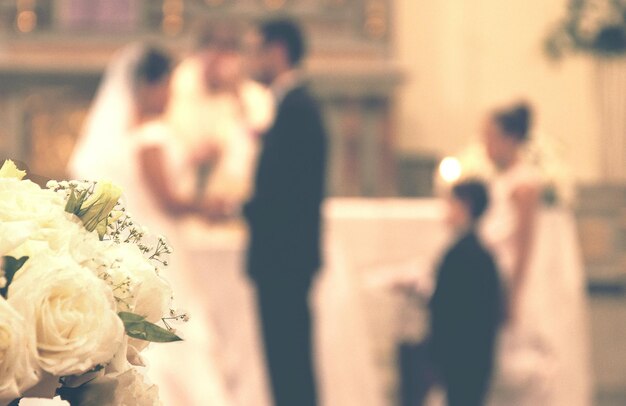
[481,162,592,406]
[70,119,236,406]
[122,120,235,406]
[66,44,249,406]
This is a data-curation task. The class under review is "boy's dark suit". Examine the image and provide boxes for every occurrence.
[244,83,327,406]
[429,230,503,406]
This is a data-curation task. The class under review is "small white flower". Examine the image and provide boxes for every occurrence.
[45,180,59,189]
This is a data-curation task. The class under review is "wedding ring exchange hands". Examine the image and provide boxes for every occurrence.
[172,142,239,223]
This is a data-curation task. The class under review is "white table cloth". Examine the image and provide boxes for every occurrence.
[21,199,590,406]
[174,198,450,406]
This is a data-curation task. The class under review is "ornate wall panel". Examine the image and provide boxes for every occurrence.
[0,0,400,195]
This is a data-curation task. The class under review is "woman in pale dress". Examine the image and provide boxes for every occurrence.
[164,26,276,406]
[68,44,233,406]
[165,23,273,213]
[480,102,591,406]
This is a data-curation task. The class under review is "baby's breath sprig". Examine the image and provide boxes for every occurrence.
[50,179,172,263]
[48,180,96,211]
[148,236,172,267]
[108,209,136,244]
[96,259,135,312]
[161,308,190,332]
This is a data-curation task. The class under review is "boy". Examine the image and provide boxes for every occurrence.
[428,180,503,406]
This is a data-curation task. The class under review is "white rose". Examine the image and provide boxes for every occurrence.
[103,243,172,359]
[0,221,37,257]
[8,255,125,376]
[97,242,172,319]
[119,244,171,321]
[0,179,66,223]
[114,367,161,406]
[66,224,113,276]
[56,362,161,406]
[68,232,172,327]
[0,178,84,259]
[0,297,40,404]
[8,217,89,262]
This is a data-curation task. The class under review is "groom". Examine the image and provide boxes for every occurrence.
[243,18,327,406]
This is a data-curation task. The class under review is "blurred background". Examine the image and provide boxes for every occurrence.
[0,0,625,404]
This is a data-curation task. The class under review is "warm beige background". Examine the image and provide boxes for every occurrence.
[393,0,600,182]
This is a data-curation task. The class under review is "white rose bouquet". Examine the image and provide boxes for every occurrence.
[0,160,186,406]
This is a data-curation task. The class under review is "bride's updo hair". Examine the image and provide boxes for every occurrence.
[134,47,172,85]
[493,102,532,142]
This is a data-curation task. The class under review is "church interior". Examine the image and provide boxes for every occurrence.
[1,0,625,405]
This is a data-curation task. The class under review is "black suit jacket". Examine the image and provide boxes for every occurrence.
[429,230,503,371]
[244,84,327,284]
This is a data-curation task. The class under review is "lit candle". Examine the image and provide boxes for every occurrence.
[439,156,462,184]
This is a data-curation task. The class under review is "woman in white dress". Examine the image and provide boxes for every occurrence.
[67,44,233,406]
[165,24,273,213]
[480,102,591,406]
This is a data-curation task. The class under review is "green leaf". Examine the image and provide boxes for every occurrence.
[118,312,183,343]
[1,256,28,299]
[65,188,89,215]
[95,218,108,241]
[118,311,146,323]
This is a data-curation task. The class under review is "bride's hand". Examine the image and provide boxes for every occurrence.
[167,199,195,217]
[198,197,237,222]
[189,142,222,165]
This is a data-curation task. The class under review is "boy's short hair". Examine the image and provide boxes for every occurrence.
[452,180,489,221]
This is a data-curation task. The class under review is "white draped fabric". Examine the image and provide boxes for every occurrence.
[157,198,590,406]
[316,199,450,406]
[152,199,450,406]
[480,162,592,406]
[160,199,447,406]
[488,208,593,406]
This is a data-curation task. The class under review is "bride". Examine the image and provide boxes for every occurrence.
[480,102,591,406]
[67,44,233,406]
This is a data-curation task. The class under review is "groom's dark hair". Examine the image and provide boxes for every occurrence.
[260,18,307,66]
[135,47,172,84]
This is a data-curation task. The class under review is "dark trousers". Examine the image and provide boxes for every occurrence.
[399,340,491,406]
[442,365,490,406]
[255,277,317,406]
[398,342,437,406]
